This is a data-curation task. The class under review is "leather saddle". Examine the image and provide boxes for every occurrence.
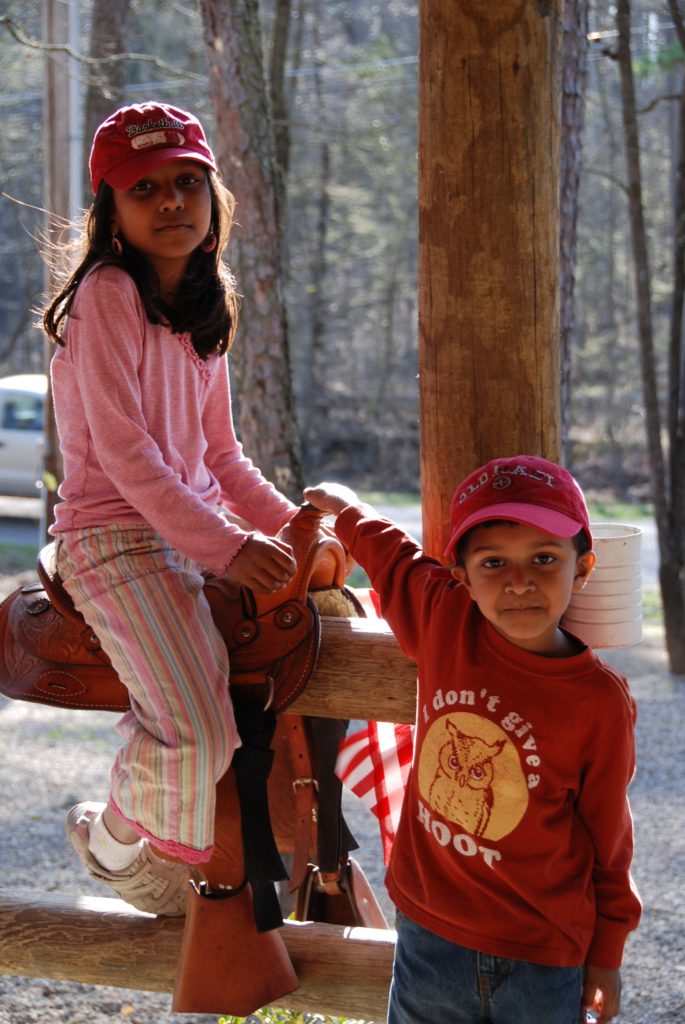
[0,502,343,714]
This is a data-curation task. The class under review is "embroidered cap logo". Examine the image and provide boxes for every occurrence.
[89,102,218,194]
[444,455,592,562]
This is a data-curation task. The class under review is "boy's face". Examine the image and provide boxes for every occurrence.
[451,522,595,657]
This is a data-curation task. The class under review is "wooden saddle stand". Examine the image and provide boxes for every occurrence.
[0,504,389,1015]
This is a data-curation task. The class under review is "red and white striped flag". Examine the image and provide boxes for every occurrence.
[336,719,414,865]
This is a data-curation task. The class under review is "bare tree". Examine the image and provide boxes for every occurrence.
[665,0,685,671]
[616,0,685,672]
[299,3,330,470]
[560,0,589,468]
[200,0,303,499]
[83,0,132,197]
[269,0,293,228]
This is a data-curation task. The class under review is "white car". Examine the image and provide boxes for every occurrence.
[0,374,47,497]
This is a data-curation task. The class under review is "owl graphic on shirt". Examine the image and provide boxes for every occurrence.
[428,720,506,836]
[418,712,529,842]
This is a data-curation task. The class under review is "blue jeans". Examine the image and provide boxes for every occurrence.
[387,912,584,1024]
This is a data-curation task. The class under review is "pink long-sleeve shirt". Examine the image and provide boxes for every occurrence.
[50,264,295,574]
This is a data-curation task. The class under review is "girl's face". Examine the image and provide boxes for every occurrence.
[111,159,212,294]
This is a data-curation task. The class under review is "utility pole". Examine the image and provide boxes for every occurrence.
[41,0,82,540]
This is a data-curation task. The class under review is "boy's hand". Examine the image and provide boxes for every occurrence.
[303,482,362,517]
[583,965,621,1023]
[227,534,296,593]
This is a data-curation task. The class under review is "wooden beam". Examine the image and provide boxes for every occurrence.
[289,616,417,723]
[0,890,394,1020]
[419,0,563,557]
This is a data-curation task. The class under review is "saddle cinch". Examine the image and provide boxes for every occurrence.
[0,503,389,1016]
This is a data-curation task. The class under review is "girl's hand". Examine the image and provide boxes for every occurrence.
[582,964,622,1023]
[304,482,362,517]
[227,534,296,593]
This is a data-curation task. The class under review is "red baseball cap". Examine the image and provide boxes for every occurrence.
[89,102,218,194]
[444,455,592,562]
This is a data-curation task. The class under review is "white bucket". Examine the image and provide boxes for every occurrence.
[562,523,643,649]
[573,579,641,598]
[567,590,642,612]
[591,523,642,562]
[585,564,642,584]
[564,604,643,625]
[563,618,643,649]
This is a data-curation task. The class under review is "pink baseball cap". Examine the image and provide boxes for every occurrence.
[444,455,592,562]
[89,102,218,194]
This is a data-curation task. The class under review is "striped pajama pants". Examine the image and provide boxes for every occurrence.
[56,524,239,863]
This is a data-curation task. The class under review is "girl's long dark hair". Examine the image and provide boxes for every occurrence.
[43,172,239,359]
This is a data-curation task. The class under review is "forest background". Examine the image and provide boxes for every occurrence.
[1,0,677,494]
[1,1,684,661]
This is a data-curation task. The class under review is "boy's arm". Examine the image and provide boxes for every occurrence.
[576,684,641,975]
[304,482,442,661]
[583,965,621,1024]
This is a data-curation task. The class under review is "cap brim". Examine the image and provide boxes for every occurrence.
[444,502,587,561]
[97,149,217,191]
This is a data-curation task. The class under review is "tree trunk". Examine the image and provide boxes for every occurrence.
[302,132,331,472]
[666,2,685,673]
[301,4,330,472]
[616,0,685,672]
[667,71,685,648]
[268,0,292,231]
[83,0,132,205]
[596,54,625,494]
[200,0,303,500]
[559,0,589,469]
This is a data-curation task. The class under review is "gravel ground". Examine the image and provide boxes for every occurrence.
[0,565,682,1024]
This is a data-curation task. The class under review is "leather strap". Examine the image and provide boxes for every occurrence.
[231,700,289,931]
[309,716,357,871]
[281,713,318,892]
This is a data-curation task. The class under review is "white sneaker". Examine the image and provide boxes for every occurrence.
[66,802,189,917]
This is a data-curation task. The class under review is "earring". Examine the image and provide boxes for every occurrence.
[111,233,123,256]
[201,231,217,253]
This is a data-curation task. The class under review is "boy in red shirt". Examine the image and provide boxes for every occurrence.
[305,455,641,1024]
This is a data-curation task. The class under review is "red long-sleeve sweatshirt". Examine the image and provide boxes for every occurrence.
[336,505,642,970]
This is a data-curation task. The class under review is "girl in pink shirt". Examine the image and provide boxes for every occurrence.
[43,102,298,915]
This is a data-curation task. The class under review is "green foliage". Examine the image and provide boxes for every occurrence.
[586,501,652,521]
[0,542,38,575]
[358,490,420,507]
[634,40,684,76]
[347,564,371,589]
[349,494,654,522]
[641,585,663,625]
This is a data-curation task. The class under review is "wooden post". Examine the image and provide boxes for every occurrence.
[419,0,563,556]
